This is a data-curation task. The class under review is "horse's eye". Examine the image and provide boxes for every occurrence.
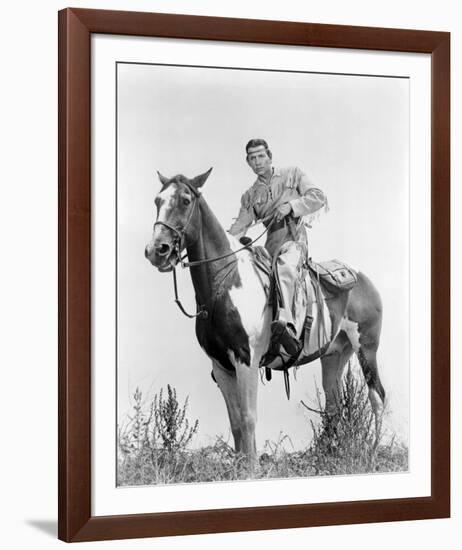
[183,197,191,206]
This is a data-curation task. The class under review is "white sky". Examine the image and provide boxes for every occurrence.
[117,62,409,450]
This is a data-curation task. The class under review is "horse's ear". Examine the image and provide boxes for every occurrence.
[191,167,213,190]
[157,171,170,188]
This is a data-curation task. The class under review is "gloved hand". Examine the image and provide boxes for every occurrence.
[239,236,252,246]
[275,202,292,221]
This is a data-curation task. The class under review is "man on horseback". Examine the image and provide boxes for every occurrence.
[229,139,328,360]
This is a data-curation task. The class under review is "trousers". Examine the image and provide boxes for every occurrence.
[274,240,308,330]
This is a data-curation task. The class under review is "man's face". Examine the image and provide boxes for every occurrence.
[246,145,272,177]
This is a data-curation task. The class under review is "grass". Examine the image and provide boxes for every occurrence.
[117,366,408,486]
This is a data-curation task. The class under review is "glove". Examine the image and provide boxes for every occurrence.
[239,236,252,246]
[275,202,292,221]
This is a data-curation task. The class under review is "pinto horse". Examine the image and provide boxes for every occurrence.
[144,169,385,466]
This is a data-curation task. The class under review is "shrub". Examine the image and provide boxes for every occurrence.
[117,384,199,485]
[153,385,199,454]
[301,363,382,475]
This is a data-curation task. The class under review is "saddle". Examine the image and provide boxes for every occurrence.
[249,248,358,386]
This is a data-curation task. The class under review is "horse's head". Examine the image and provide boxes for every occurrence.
[145,168,213,271]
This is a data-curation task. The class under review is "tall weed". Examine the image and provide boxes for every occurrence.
[118,367,407,485]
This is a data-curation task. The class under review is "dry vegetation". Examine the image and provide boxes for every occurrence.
[117,366,408,486]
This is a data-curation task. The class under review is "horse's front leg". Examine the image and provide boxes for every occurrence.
[211,360,243,452]
[233,359,259,470]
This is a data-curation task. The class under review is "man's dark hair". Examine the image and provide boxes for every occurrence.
[245,138,272,159]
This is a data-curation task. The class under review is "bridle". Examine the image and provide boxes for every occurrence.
[153,181,275,269]
[152,180,201,265]
[152,180,275,319]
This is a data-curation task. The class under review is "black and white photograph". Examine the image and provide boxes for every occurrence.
[116,61,409,486]
[2,0,456,547]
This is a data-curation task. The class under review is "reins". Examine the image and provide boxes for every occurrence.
[172,266,208,319]
[181,214,276,268]
[154,182,276,319]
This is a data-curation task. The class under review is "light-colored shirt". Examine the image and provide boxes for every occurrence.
[229,166,327,256]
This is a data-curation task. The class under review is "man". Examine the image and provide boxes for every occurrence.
[229,139,327,359]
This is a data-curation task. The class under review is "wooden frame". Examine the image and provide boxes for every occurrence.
[58,7,450,542]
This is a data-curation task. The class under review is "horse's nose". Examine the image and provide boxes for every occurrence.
[155,242,171,256]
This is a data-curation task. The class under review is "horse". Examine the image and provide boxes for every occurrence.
[144,168,385,468]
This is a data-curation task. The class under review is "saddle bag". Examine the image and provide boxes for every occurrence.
[308,259,358,292]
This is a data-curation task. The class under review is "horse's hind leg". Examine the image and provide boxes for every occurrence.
[212,360,243,453]
[357,341,386,440]
[347,272,386,440]
[321,333,353,416]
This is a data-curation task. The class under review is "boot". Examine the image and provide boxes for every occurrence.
[270,319,302,358]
